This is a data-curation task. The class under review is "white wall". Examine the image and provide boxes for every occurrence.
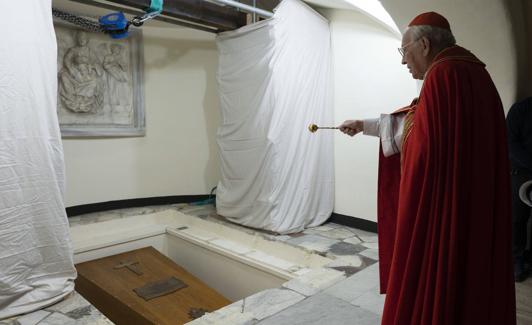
[380,0,518,111]
[62,26,221,206]
[320,9,418,221]
[57,0,521,223]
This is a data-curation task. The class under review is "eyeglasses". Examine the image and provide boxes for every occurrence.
[398,39,419,57]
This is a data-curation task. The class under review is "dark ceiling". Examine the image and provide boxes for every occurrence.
[84,0,282,33]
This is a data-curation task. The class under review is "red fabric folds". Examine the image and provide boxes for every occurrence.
[378,101,416,293]
[378,46,516,325]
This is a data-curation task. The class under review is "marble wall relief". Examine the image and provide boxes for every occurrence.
[55,23,145,137]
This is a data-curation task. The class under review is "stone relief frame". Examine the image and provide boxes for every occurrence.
[54,21,145,137]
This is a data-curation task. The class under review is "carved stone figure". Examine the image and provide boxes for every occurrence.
[103,44,131,108]
[54,22,145,137]
[58,31,104,113]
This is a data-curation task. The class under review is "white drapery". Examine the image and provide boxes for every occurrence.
[0,1,76,318]
[215,0,334,234]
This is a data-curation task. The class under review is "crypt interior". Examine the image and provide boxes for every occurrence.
[1,0,531,324]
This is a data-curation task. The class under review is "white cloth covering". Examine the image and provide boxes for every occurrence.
[363,114,406,157]
[215,0,334,234]
[0,1,76,318]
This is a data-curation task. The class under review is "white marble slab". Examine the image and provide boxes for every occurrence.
[324,263,381,302]
[351,287,386,315]
[361,242,379,250]
[319,228,357,240]
[309,225,337,232]
[325,255,364,268]
[256,293,381,325]
[223,288,305,321]
[282,268,345,296]
[244,251,297,271]
[343,236,362,245]
[178,227,217,241]
[292,268,312,276]
[359,248,379,261]
[358,234,379,243]
[287,235,338,253]
[209,238,254,255]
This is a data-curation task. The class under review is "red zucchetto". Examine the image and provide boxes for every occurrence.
[408,11,451,31]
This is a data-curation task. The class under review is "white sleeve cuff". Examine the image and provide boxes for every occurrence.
[363,118,380,137]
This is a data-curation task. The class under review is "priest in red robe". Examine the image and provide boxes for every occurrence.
[339,12,516,325]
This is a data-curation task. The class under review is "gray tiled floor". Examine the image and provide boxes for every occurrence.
[257,293,381,325]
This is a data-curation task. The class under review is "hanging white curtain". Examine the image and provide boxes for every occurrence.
[216,0,334,234]
[0,0,76,318]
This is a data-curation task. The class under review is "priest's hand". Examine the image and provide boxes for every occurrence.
[339,120,363,137]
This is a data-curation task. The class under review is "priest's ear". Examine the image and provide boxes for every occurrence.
[419,36,431,57]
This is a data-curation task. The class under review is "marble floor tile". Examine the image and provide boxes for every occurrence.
[329,255,378,276]
[178,205,215,215]
[44,292,90,313]
[244,251,297,271]
[325,255,363,268]
[351,287,386,315]
[307,224,337,232]
[324,263,381,303]
[64,306,93,320]
[322,223,345,229]
[361,242,379,250]
[343,236,362,245]
[40,293,112,325]
[282,268,345,296]
[37,312,76,325]
[359,248,379,261]
[327,242,367,256]
[268,234,292,242]
[186,310,256,325]
[318,228,357,240]
[292,268,312,276]
[346,228,377,238]
[256,293,381,325]
[286,234,338,253]
[282,278,320,297]
[209,238,253,255]
[12,310,50,325]
[358,234,379,243]
[178,227,217,242]
[328,266,362,277]
[224,288,305,321]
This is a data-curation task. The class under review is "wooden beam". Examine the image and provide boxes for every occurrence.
[96,0,248,31]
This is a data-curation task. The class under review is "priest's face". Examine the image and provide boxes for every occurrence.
[400,29,430,80]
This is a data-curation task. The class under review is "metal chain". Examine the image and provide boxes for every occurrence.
[52,8,106,34]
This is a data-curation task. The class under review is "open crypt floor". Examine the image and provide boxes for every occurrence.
[2,203,530,324]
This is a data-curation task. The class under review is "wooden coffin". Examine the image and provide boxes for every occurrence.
[75,246,230,324]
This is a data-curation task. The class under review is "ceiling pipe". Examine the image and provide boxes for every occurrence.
[206,0,274,19]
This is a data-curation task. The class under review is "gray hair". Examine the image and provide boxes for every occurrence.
[407,25,456,53]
